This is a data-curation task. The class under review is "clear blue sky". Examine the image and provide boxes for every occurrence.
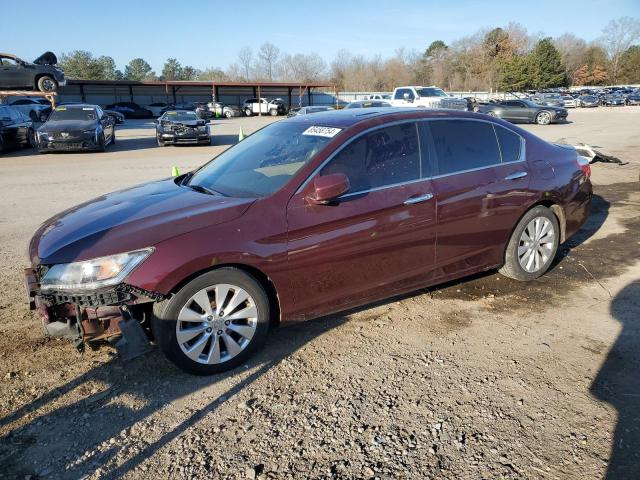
[4,0,639,72]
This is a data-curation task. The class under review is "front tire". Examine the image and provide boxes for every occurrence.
[152,268,271,375]
[269,109,278,116]
[37,75,58,93]
[535,111,552,125]
[225,110,233,118]
[156,134,165,147]
[97,132,106,152]
[499,206,559,281]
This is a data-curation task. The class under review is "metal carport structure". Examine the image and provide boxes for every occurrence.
[58,80,338,112]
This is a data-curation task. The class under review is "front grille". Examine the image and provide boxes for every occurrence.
[48,142,85,150]
[43,289,132,307]
[52,131,83,140]
[175,126,196,135]
[439,99,468,110]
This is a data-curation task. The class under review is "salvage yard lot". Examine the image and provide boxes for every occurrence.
[0,107,639,479]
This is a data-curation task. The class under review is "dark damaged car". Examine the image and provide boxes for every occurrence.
[156,110,211,146]
[26,108,592,375]
[37,104,115,153]
[0,52,66,92]
[477,99,568,125]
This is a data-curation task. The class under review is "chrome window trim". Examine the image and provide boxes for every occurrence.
[294,116,527,196]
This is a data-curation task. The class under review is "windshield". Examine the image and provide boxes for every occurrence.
[163,111,198,122]
[189,122,336,198]
[48,107,97,121]
[521,100,540,108]
[416,87,447,97]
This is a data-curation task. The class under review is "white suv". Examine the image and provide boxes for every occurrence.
[242,98,286,116]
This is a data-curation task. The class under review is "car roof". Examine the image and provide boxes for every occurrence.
[55,103,98,109]
[163,110,197,114]
[285,107,488,128]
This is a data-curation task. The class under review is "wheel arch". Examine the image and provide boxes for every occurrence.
[165,263,281,326]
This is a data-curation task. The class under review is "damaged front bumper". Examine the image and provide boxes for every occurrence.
[25,267,160,359]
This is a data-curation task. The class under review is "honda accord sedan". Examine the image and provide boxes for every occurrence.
[26,108,592,375]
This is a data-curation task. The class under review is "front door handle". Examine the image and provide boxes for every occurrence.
[504,171,528,180]
[404,193,434,205]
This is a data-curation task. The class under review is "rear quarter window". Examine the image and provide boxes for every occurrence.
[494,126,522,163]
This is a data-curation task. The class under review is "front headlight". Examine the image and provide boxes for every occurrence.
[40,248,153,291]
[198,125,207,132]
[83,129,97,136]
[38,131,50,141]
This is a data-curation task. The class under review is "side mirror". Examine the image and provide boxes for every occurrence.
[306,173,350,205]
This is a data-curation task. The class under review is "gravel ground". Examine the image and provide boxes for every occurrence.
[0,108,639,479]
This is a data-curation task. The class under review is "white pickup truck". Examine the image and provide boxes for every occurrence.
[389,86,468,111]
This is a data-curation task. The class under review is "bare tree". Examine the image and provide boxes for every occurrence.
[237,47,254,81]
[554,33,588,79]
[257,42,280,81]
[599,16,640,83]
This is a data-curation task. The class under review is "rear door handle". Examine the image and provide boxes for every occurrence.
[404,193,434,205]
[504,171,528,180]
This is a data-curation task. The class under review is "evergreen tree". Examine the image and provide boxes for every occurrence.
[124,58,154,81]
[529,38,567,89]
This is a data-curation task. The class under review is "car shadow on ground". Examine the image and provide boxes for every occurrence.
[590,280,640,479]
[551,193,610,269]
[0,315,348,479]
[213,134,240,146]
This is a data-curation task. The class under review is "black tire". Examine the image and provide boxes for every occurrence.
[110,130,116,144]
[97,132,106,152]
[37,75,58,93]
[152,268,271,375]
[269,109,278,116]
[499,206,560,281]
[535,111,552,125]
[26,128,36,149]
[156,134,165,147]
[225,110,233,119]
[244,108,253,117]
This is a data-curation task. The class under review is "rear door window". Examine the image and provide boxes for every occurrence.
[429,120,501,175]
[321,122,421,193]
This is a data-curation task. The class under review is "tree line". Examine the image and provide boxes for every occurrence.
[59,16,639,91]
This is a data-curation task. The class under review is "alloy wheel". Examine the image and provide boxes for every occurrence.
[518,217,555,273]
[42,78,55,91]
[537,112,551,125]
[175,284,258,365]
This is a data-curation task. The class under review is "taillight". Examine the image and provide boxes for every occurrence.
[576,155,591,178]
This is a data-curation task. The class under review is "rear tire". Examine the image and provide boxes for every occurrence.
[244,108,252,117]
[152,268,271,375]
[26,128,36,148]
[499,206,559,281]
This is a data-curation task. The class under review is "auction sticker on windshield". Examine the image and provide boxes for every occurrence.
[302,126,342,138]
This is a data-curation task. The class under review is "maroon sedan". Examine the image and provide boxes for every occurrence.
[26,108,592,374]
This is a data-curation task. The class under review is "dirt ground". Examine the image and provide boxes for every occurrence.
[0,107,638,479]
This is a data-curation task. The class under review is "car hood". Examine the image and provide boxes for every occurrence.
[40,120,98,133]
[162,120,206,127]
[30,178,255,265]
[33,51,58,65]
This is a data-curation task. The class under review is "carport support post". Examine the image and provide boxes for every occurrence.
[79,84,86,103]
[258,85,261,116]
[171,85,177,105]
[128,85,134,102]
[287,88,292,110]
[308,86,312,106]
